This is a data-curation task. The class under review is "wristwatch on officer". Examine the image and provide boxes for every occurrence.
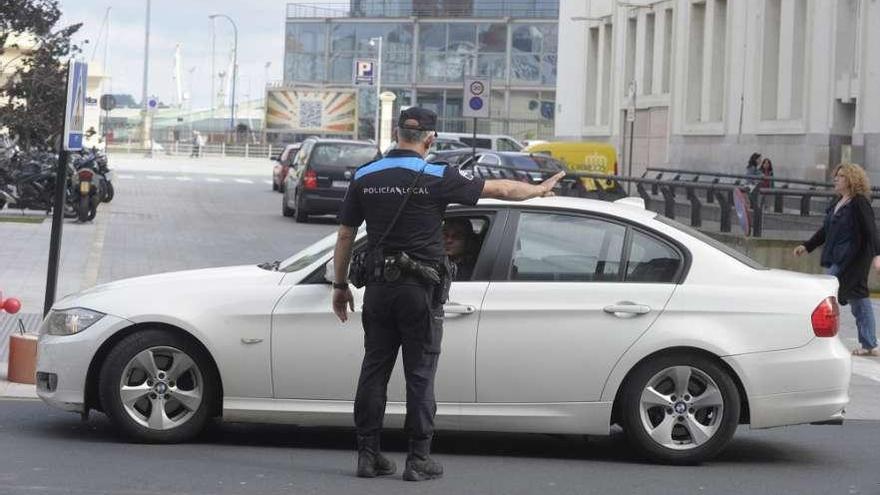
[332,282,349,290]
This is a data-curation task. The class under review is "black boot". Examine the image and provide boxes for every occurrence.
[402,438,443,482]
[356,435,396,478]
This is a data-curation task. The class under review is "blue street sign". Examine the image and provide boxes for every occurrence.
[63,60,88,151]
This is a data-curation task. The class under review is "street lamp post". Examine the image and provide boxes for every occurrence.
[369,36,383,145]
[209,14,238,136]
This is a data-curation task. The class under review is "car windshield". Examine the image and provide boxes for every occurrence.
[279,227,366,273]
[656,216,767,270]
[310,143,378,169]
[506,154,566,171]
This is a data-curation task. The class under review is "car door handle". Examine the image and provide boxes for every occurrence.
[443,303,476,315]
[603,302,651,318]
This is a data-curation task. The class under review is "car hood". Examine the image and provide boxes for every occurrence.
[55,265,287,317]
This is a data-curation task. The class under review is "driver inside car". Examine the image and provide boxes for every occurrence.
[442,218,481,281]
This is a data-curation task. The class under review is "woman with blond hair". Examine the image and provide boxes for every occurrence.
[794,163,880,356]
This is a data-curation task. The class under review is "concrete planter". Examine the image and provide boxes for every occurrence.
[7,333,37,385]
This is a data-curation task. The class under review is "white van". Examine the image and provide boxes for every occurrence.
[437,132,524,152]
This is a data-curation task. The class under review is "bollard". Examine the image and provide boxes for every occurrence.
[800,190,813,216]
[707,178,719,203]
[660,185,676,219]
[686,187,702,227]
[636,183,651,210]
[245,143,249,158]
[715,191,732,233]
[752,194,764,237]
[774,184,788,213]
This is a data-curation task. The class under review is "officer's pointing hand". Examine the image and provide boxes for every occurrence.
[333,287,355,322]
[539,171,566,197]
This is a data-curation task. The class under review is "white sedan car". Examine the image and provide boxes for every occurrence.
[36,197,850,464]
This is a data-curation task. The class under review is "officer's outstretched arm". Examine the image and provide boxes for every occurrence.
[481,171,565,201]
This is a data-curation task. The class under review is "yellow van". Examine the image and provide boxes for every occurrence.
[523,141,621,195]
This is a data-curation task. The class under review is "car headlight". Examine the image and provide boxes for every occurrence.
[40,308,105,336]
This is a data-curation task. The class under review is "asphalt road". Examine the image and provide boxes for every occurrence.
[0,399,877,495]
[3,156,880,494]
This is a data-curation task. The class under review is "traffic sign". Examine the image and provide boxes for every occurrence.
[353,59,376,86]
[99,94,117,111]
[463,77,490,119]
[63,60,88,151]
[146,97,159,113]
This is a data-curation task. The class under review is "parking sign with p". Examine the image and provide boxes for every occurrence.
[353,59,375,86]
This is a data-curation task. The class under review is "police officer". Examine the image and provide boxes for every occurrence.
[332,107,564,481]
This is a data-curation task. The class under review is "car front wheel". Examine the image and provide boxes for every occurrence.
[99,329,218,443]
[620,354,740,464]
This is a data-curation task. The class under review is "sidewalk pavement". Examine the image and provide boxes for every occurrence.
[0,362,37,399]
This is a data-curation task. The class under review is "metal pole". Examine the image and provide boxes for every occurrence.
[231,19,238,134]
[472,117,477,160]
[140,0,151,149]
[45,62,72,316]
[373,36,382,144]
[210,18,215,120]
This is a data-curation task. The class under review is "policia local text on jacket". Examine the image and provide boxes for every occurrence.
[331,107,564,481]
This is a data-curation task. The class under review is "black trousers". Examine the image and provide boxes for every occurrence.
[354,280,443,444]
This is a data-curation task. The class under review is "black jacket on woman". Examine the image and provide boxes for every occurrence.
[803,195,880,304]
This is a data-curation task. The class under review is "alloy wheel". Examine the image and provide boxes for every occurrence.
[118,346,204,430]
[638,366,724,450]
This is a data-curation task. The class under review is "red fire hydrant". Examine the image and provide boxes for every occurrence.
[2,291,35,385]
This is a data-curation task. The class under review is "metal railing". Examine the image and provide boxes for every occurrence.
[577,172,880,238]
[286,1,560,19]
[106,142,280,160]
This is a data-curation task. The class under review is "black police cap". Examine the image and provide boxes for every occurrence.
[398,107,437,132]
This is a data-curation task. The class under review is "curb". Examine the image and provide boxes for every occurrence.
[0,362,38,399]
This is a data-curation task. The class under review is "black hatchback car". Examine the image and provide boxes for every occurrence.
[282,138,379,222]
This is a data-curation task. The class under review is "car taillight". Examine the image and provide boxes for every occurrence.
[811,297,839,337]
[303,169,318,190]
[78,169,94,181]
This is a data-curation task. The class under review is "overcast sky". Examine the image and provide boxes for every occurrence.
[59,0,309,109]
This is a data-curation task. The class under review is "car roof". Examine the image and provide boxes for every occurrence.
[451,196,658,222]
[307,138,375,146]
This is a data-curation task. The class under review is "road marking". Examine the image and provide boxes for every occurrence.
[82,201,111,289]
[852,358,880,384]
[146,175,164,180]
[205,178,222,183]
[117,174,135,180]
[263,180,273,185]
[175,176,192,181]
[234,179,253,184]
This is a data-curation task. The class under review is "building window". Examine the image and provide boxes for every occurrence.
[284,23,327,83]
[600,23,613,126]
[625,16,637,91]
[684,0,726,125]
[662,8,673,93]
[686,2,706,123]
[511,24,557,85]
[585,26,600,126]
[643,13,655,95]
[761,0,807,121]
[323,22,413,84]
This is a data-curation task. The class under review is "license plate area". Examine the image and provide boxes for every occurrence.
[79,182,90,193]
[331,180,350,189]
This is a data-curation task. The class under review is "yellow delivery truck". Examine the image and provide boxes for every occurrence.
[524,141,623,197]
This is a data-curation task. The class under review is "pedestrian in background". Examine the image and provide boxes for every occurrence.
[746,152,762,184]
[794,163,880,356]
[759,157,774,188]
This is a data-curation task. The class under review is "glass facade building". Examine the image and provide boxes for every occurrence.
[283,1,559,140]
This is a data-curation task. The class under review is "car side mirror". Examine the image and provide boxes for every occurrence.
[324,260,335,284]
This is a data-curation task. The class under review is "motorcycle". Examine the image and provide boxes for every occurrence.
[70,155,100,222]
[0,147,78,218]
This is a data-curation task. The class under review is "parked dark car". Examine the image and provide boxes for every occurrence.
[272,143,302,192]
[425,148,491,167]
[458,152,582,196]
[282,138,379,222]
